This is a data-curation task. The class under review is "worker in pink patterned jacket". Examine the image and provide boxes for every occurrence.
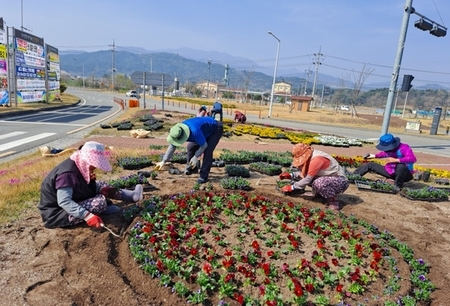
[352,133,417,190]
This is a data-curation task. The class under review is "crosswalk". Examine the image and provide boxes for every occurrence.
[0,131,57,157]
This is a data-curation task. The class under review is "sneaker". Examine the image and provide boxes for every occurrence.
[102,205,120,215]
[197,177,209,184]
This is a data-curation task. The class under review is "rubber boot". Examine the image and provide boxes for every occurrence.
[121,184,143,202]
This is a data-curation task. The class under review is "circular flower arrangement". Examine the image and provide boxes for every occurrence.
[128,192,435,305]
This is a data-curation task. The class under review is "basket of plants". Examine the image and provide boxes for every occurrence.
[219,177,252,191]
[248,162,282,176]
[355,180,398,194]
[399,186,449,202]
[117,156,153,170]
[225,164,250,178]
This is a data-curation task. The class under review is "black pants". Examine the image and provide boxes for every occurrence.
[353,162,413,188]
[186,123,223,180]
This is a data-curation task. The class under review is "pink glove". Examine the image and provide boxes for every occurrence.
[84,213,103,228]
[279,172,292,180]
[100,186,118,198]
[281,185,295,193]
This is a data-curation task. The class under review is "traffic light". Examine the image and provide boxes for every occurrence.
[430,25,447,37]
[414,18,433,31]
[401,75,414,92]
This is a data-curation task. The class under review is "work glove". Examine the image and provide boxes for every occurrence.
[84,213,103,229]
[100,186,118,198]
[154,161,165,171]
[363,153,375,159]
[281,184,295,194]
[189,156,198,169]
[279,172,292,180]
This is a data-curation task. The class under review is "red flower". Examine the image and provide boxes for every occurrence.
[190,248,198,256]
[142,225,151,233]
[294,284,303,297]
[266,301,277,306]
[225,273,235,282]
[291,240,299,249]
[317,239,325,249]
[190,227,198,235]
[332,258,339,266]
[224,249,233,257]
[267,250,275,257]
[202,262,212,275]
[259,285,265,295]
[305,283,314,293]
[222,258,234,269]
[336,284,343,292]
[148,236,157,244]
[233,293,244,305]
[261,262,270,276]
[252,240,260,250]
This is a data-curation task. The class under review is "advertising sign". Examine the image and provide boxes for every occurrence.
[46,43,60,101]
[14,28,46,103]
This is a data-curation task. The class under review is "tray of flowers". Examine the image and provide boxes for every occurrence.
[399,186,449,202]
[225,164,250,178]
[117,156,153,170]
[345,173,371,184]
[248,162,282,176]
[219,177,252,190]
[355,180,398,194]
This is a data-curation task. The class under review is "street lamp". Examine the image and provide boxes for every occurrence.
[207,59,211,98]
[268,31,280,118]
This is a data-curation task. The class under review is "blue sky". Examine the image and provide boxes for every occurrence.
[1,0,450,87]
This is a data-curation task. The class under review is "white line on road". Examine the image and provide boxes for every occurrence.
[0,120,85,127]
[0,133,56,152]
[0,131,27,140]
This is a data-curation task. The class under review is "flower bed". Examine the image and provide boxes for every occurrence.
[128,192,435,305]
[399,186,449,202]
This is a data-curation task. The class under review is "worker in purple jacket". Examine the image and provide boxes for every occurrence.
[352,133,417,190]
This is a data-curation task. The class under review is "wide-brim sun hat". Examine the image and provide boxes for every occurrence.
[376,134,401,151]
[167,123,190,146]
[292,143,314,168]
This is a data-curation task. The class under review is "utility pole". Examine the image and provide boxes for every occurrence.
[311,47,323,107]
[303,69,312,95]
[207,59,211,98]
[110,39,115,92]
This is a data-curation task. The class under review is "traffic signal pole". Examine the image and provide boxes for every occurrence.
[381,0,413,135]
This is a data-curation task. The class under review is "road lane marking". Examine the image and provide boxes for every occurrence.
[0,131,27,140]
[0,132,56,152]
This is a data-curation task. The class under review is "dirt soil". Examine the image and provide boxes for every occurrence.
[1,110,450,306]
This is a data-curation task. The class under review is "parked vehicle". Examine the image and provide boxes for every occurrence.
[126,90,137,97]
[339,105,350,111]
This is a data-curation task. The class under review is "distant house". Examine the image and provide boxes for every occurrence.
[290,95,314,112]
[196,81,226,98]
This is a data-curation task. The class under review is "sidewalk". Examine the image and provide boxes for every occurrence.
[74,135,450,172]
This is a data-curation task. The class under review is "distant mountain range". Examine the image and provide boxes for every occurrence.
[60,47,449,92]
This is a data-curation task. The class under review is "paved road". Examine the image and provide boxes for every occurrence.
[0,89,122,161]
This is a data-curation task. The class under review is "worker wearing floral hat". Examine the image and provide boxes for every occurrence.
[38,141,143,229]
[279,143,349,210]
[352,133,416,189]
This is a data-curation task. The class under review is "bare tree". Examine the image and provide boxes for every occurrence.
[239,70,254,103]
[333,75,349,115]
[349,63,374,118]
